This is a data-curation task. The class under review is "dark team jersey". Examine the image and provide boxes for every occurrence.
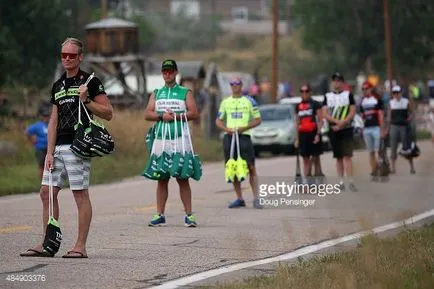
[360,95,383,127]
[296,99,321,133]
[50,69,106,145]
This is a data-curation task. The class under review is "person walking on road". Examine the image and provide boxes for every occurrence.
[20,37,113,258]
[144,59,200,227]
[322,73,358,192]
[25,104,50,179]
[385,85,416,174]
[215,77,263,209]
[294,83,324,184]
[359,81,386,180]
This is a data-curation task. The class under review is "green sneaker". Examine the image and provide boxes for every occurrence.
[148,214,166,227]
[184,214,197,227]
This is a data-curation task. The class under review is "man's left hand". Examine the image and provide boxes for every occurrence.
[78,85,88,101]
[237,127,248,134]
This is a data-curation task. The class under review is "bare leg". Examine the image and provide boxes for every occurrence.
[343,156,353,179]
[248,165,259,199]
[157,179,169,214]
[336,158,344,179]
[313,156,322,175]
[28,185,60,252]
[176,178,192,214]
[369,152,376,174]
[233,180,243,200]
[69,189,92,256]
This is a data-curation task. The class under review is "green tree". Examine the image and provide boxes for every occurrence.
[291,0,434,78]
[0,0,75,89]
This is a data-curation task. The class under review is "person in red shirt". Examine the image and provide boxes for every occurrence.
[295,84,324,183]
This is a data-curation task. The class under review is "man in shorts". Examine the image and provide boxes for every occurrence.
[20,37,113,258]
[322,73,358,192]
[216,77,263,209]
[294,83,324,184]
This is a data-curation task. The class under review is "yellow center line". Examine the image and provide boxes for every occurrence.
[0,225,33,234]
[135,205,157,213]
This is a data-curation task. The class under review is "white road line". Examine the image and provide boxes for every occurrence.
[149,208,434,289]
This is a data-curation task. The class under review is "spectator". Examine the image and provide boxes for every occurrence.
[25,105,50,179]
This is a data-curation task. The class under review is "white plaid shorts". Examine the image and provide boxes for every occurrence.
[41,145,91,190]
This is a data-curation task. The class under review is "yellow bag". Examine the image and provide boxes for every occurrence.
[224,131,237,183]
[234,130,248,182]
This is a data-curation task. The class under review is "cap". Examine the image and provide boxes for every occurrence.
[392,85,402,93]
[362,80,373,89]
[161,59,178,71]
[331,72,344,81]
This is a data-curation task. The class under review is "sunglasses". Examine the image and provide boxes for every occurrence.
[362,87,370,91]
[162,69,175,75]
[300,89,310,93]
[230,81,242,86]
[61,53,78,59]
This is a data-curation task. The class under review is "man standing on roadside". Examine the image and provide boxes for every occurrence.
[20,37,113,258]
[144,59,200,227]
[215,77,263,209]
[322,73,358,192]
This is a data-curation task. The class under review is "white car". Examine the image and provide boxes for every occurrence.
[250,104,297,156]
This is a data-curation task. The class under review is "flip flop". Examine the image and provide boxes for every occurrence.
[19,248,54,257]
[62,251,88,258]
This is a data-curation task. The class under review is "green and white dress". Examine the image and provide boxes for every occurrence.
[151,84,192,156]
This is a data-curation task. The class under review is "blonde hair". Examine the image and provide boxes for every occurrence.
[61,37,84,54]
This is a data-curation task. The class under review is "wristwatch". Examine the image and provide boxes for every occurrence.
[83,97,91,104]
[158,114,163,121]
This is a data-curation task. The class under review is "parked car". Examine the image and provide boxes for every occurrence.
[250,104,297,156]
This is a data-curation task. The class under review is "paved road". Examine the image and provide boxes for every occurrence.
[1,141,434,289]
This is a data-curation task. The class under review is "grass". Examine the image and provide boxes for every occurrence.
[0,110,223,196]
[208,223,434,289]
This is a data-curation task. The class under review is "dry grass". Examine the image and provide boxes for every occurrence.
[0,109,223,195]
[209,223,434,289]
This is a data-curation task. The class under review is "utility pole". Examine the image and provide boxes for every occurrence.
[383,0,393,93]
[101,0,108,19]
[271,0,279,103]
